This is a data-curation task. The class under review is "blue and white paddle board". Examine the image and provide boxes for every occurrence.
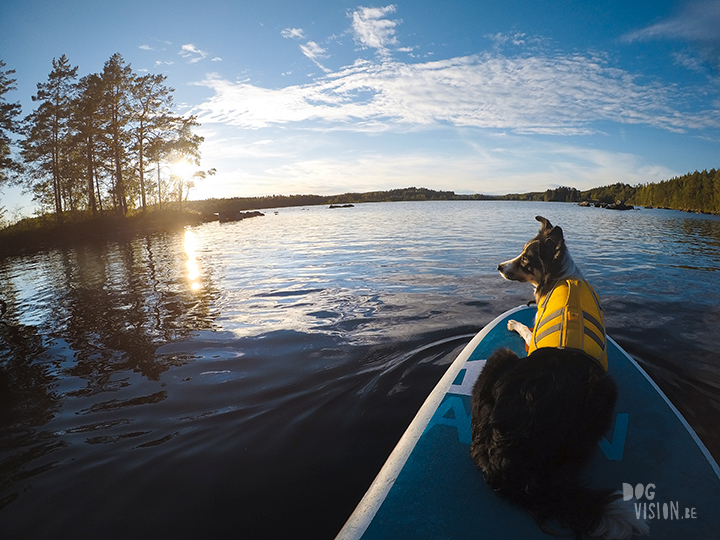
[336,305,720,539]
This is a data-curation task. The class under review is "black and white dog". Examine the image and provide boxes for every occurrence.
[470,216,648,539]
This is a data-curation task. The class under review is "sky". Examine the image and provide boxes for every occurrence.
[1,0,720,215]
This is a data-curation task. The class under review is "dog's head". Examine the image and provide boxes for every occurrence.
[497,216,567,292]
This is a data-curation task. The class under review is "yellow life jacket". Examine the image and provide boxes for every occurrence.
[529,279,608,371]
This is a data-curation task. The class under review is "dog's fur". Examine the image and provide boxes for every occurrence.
[470,217,648,539]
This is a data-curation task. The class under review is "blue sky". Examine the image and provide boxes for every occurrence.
[1,0,720,214]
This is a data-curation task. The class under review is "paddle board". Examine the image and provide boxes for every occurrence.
[336,305,720,539]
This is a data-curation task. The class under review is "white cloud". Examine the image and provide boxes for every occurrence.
[300,41,331,73]
[487,32,526,47]
[486,31,549,53]
[621,0,720,43]
[281,28,306,40]
[621,1,720,74]
[182,5,715,200]
[194,52,720,133]
[350,5,399,57]
[672,51,706,73]
[300,41,327,60]
[180,43,208,63]
[282,27,331,72]
[191,123,679,200]
[139,44,154,51]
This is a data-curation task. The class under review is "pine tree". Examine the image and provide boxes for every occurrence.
[100,53,133,214]
[0,60,24,190]
[163,116,204,206]
[21,55,79,214]
[129,73,178,210]
[11,53,209,217]
[72,73,105,213]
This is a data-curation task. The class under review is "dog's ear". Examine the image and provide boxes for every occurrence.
[540,221,566,269]
[536,216,564,245]
[535,216,553,231]
[548,225,564,245]
[548,226,566,268]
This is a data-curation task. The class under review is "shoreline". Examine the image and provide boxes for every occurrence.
[0,208,210,259]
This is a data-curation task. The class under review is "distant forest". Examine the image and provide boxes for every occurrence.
[499,169,720,214]
[187,169,720,216]
[187,187,492,214]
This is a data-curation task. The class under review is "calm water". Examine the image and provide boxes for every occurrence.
[1,201,719,539]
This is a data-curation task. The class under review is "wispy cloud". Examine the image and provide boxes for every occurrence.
[621,0,720,43]
[621,0,720,74]
[194,51,720,134]
[194,126,678,200]
[281,27,331,72]
[486,31,548,52]
[672,51,706,73]
[281,28,306,40]
[350,5,400,57]
[181,5,717,200]
[487,32,528,48]
[180,43,208,63]
[300,41,331,73]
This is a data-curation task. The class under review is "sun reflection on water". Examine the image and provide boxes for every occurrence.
[184,229,201,291]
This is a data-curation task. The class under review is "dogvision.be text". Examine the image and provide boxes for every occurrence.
[622,483,697,521]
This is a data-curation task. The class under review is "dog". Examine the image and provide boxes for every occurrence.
[470,216,648,539]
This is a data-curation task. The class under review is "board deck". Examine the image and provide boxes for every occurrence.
[337,305,720,539]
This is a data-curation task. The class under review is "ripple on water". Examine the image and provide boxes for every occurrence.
[1,201,719,539]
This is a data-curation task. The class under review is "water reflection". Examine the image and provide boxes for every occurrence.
[0,230,219,511]
[0,318,61,506]
[184,229,201,291]
[48,235,218,380]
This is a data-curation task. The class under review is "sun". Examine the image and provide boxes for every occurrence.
[170,158,196,178]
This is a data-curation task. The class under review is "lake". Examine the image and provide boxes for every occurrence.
[1,200,719,539]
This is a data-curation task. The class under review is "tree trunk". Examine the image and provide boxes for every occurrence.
[139,134,146,210]
[85,134,97,213]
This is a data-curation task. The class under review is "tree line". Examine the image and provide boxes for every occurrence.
[499,171,720,214]
[632,169,720,213]
[498,186,584,202]
[580,171,720,213]
[0,55,210,218]
[328,186,472,204]
[188,176,720,215]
